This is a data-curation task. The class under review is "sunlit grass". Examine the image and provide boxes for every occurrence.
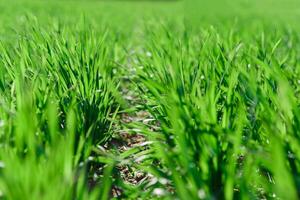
[0,0,300,199]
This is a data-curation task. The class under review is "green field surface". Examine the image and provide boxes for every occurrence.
[0,0,300,199]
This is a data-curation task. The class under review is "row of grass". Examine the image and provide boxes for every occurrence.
[132,23,300,199]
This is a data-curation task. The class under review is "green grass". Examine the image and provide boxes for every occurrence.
[0,0,300,199]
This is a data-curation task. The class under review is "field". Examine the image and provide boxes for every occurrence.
[0,0,300,199]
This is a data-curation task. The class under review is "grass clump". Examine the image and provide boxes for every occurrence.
[0,18,119,199]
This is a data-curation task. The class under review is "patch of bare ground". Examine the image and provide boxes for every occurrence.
[109,110,151,198]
